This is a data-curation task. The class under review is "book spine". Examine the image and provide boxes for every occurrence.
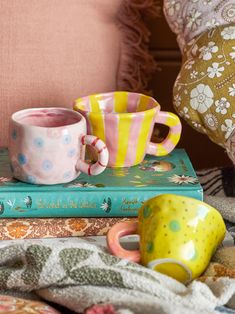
[0,217,137,240]
[0,189,203,218]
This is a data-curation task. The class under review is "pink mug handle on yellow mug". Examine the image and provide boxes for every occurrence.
[107,221,140,263]
[147,111,182,156]
[76,135,109,175]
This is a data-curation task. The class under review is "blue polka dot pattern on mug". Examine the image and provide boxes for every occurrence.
[169,220,181,232]
[12,129,17,140]
[42,160,53,171]
[33,137,44,148]
[143,206,152,219]
[67,148,76,157]
[26,175,37,184]
[62,134,72,145]
[146,241,154,253]
[63,171,72,180]
[18,153,27,165]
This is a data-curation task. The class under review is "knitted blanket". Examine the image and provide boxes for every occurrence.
[0,236,233,314]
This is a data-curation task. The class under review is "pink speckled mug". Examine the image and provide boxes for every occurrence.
[9,107,109,185]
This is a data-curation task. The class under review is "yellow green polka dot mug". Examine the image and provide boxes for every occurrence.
[107,194,226,283]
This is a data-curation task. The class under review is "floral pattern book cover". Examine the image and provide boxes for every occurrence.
[0,148,203,218]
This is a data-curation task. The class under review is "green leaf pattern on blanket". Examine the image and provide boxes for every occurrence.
[59,248,125,287]
[0,269,14,289]
[126,261,142,268]
[0,245,33,289]
[69,266,125,288]
[120,266,160,283]
[59,248,93,273]
[98,252,123,266]
[0,245,24,264]
[21,245,52,285]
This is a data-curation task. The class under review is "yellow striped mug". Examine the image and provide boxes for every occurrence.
[74,91,182,167]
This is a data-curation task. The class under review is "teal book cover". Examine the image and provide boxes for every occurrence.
[0,148,203,218]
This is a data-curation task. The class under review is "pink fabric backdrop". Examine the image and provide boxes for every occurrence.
[0,0,157,147]
[0,0,122,146]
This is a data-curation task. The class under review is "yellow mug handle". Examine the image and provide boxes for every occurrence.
[147,111,182,156]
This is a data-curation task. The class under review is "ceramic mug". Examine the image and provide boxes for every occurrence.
[74,91,182,167]
[9,107,109,185]
[107,194,226,283]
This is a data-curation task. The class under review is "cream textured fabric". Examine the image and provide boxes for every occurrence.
[0,236,234,314]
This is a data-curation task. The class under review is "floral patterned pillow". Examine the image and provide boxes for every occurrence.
[163,0,235,52]
[163,0,235,165]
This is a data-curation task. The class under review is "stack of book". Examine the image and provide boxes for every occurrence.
[0,148,203,241]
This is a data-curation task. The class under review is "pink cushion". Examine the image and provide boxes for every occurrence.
[0,0,157,146]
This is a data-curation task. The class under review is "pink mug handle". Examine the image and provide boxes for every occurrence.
[106,221,140,263]
[76,135,109,175]
[147,111,182,156]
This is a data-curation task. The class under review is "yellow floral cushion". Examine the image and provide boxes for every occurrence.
[173,24,235,162]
